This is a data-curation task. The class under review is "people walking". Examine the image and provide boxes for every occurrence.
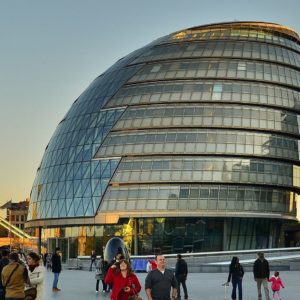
[0,250,9,300]
[25,252,45,300]
[51,247,62,292]
[253,252,270,300]
[105,259,141,300]
[95,256,108,294]
[145,255,178,300]
[226,256,244,300]
[43,252,48,267]
[90,250,97,272]
[175,254,188,300]
[46,253,52,271]
[268,271,284,300]
[1,252,30,299]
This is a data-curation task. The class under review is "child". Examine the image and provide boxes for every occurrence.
[268,271,285,299]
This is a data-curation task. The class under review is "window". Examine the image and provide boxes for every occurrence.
[213,84,223,93]
[150,65,161,73]
[237,63,246,71]
[179,187,189,198]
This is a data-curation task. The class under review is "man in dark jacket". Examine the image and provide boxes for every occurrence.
[175,254,188,300]
[51,247,62,292]
[89,250,97,271]
[253,252,270,300]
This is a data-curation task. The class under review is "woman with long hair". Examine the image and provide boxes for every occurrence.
[26,252,45,300]
[105,259,141,300]
[226,256,244,300]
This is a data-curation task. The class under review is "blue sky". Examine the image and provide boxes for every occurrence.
[0,0,300,204]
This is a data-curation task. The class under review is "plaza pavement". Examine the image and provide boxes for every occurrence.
[44,268,299,300]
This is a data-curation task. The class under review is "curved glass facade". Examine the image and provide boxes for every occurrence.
[132,41,300,67]
[114,104,300,135]
[128,59,300,88]
[107,81,300,110]
[28,22,300,256]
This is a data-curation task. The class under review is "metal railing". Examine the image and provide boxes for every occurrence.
[0,216,35,240]
[130,247,300,259]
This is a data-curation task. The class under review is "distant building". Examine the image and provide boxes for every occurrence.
[1,199,29,230]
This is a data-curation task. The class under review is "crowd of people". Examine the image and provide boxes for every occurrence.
[89,252,185,300]
[95,253,178,300]
[91,250,285,300]
[0,249,44,300]
[0,246,63,300]
[0,247,286,300]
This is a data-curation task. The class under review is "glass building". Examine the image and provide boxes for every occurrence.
[26,22,300,259]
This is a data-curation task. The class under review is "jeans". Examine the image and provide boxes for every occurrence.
[176,274,188,299]
[231,278,242,300]
[256,278,270,300]
[89,259,97,271]
[53,272,60,288]
[96,280,107,292]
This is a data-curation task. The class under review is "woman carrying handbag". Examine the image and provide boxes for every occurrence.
[105,259,141,300]
[25,252,45,300]
[225,256,244,300]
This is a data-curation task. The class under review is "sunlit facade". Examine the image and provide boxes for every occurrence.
[27,22,300,258]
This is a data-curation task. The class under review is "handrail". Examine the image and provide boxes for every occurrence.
[207,254,300,265]
[0,216,35,240]
[76,247,300,260]
[130,247,300,259]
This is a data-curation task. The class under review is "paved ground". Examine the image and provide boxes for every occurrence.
[44,269,299,299]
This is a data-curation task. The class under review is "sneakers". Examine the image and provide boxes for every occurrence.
[96,291,99,294]
[52,288,61,292]
[102,290,106,293]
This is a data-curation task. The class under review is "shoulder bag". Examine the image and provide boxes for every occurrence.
[127,276,142,300]
[95,267,102,276]
[128,291,142,300]
[24,286,37,300]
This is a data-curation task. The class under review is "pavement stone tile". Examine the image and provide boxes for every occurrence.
[44,269,299,300]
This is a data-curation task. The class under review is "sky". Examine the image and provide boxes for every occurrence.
[1,0,300,205]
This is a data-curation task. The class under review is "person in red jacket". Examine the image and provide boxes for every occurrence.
[268,271,284,300]
[146,259,157,272]
[105,259,141,300]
